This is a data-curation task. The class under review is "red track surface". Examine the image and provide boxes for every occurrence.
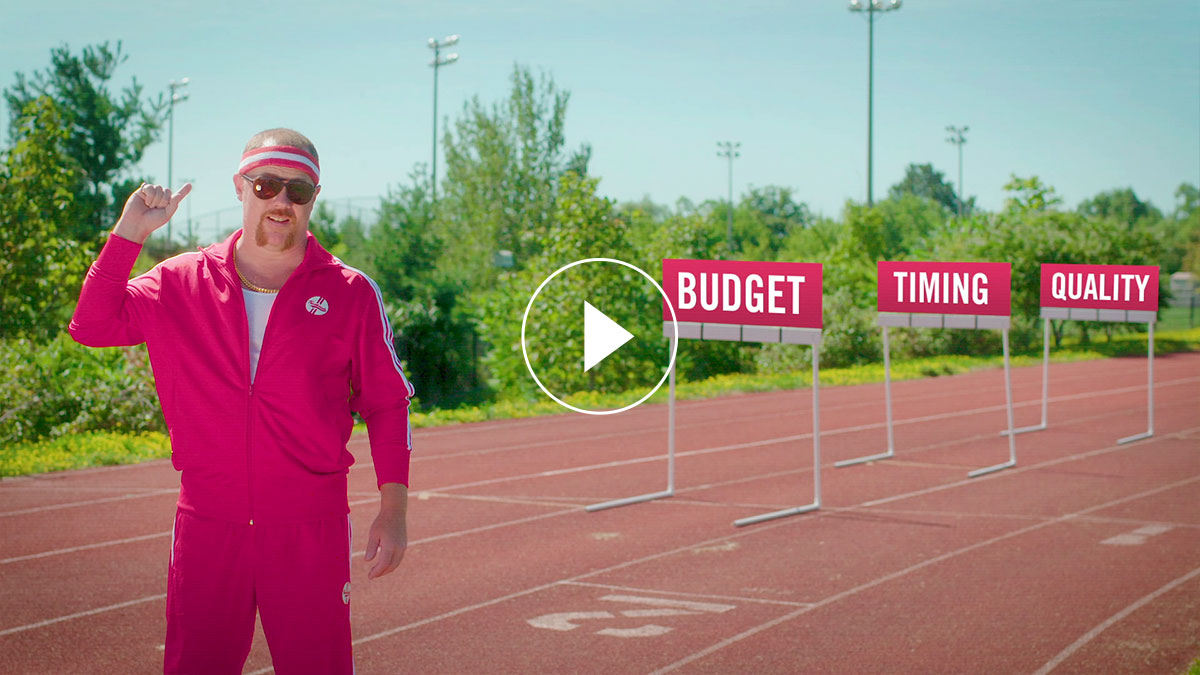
[2,353,1198,673]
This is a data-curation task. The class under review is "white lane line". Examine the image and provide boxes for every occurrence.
[1,531,170,565]
[858,424,1200,509]
[402,361,1185,445]
[648,473,1200,674]
[349,508,582,560]
[0,489,177,518]
[361,374,1200,470]
[861,508,1200,532]
[391,379,1200,493]
[561,581,812,608]
[1100,524,1175,546]
[0,594,165,637]
[1032,565,1200,675]
[599,594,735,614]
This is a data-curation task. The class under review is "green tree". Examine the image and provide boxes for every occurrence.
[888,162,963,214]
[4,42,166,241]
[439,65,590,288]
[1077,187,1160,226]
[1175,183,1200,277]
[724,185,813,260]
[1003,175,1062,212]
[0,97,91,340]
[369,168,441,303]
[476,172,669,400]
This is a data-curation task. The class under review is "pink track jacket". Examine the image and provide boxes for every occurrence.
[70,230,414,524]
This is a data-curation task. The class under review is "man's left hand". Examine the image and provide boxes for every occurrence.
[364,483,407,579]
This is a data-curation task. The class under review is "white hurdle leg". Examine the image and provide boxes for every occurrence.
[836,324,896,467]
[735,343,821,527]
[587,336,677,511]
[970,328,1018,478]
[1004,316,1050,436]
[1118,321,1155,444]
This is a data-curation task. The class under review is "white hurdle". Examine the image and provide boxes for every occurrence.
[836,312,1018,478]
[1013,307,1157,444]
[585,334,678,512]
[588,321,825,528]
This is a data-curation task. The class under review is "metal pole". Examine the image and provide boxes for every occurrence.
[734,341,822,527]
[427,36,459,203]
[883,325,894,454]
[727,151,734,249]
[716,141,740,250]
[970,327,1018,478]
[1119,321,1155,444]
[1040,316,1049,427]
[811,342,821,508]
[668,337,676,494]
[167,99,174,242]
[431,44,439,202]
[835,323,894,467]
[957,140,964,218]
[1148,320,1154,435]
[866,8,875,206]
[586,334,677,512]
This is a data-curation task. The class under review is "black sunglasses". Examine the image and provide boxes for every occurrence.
[240,174,318,205]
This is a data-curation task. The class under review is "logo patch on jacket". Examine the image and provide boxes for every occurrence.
[306,296,329,316]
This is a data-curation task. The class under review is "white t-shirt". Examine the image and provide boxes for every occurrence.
[243,288,277,383]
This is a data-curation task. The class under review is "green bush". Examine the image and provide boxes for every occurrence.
[0,333,163,446]
[1,430,169,477]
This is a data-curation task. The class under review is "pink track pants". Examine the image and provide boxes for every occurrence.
[164,509,353,674]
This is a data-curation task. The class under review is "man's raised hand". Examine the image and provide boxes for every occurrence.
[113,183,192,244]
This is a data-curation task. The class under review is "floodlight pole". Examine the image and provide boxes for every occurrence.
[716,141,740,250]
[946,125,968,217]
[167,78,189,243]
[428,35,460,202]
[849,0,901,206]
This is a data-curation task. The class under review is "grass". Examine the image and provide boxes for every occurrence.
[0,431,170,478]
[4,325,1198,478]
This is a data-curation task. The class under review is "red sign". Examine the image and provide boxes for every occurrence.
[877,261,1011,316]
[1040,263,1158,311]
[662,259,823,329]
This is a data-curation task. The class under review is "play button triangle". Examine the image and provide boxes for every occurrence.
[583,301,634,372]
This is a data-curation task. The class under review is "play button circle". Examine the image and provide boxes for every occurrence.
[521,258,678,415]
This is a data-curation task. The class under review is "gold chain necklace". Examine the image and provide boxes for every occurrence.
[232,248,280,294]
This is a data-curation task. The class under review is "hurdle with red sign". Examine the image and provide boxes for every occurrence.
[1006,263,1159,443]
[836,261,1019,478]
[587,258,825,527]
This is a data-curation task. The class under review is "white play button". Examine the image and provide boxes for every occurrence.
[583,301,634,372]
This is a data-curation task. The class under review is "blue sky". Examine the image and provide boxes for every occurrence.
[2,0,1197,240]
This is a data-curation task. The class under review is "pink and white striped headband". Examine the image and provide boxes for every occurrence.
[238,145,320,184]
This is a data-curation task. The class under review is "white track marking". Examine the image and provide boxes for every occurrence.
[0,489,176,518]
[562,581,813,608]
[0,594,164,637]
[1031,565,1200,675]
[1,531,170,565]
[649,474,1200,674]
[357,374,1200,470]
[600,595,735,613]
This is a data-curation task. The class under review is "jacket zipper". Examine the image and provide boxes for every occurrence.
[246,382,255,526]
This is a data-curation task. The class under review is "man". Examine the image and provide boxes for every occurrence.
[69,128,412,675]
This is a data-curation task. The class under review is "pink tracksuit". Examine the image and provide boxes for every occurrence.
[70,230,413,674]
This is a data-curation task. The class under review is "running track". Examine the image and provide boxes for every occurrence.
[1,353,1198,673]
